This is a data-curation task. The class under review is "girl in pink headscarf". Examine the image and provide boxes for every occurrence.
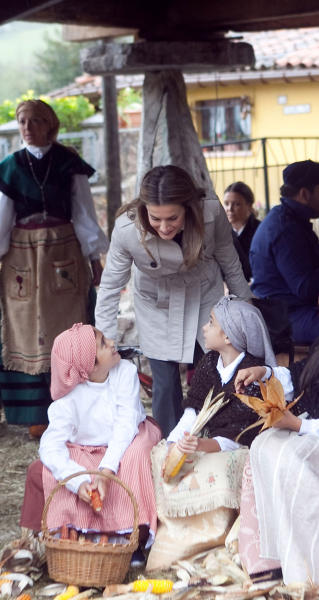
[20,323,161,567]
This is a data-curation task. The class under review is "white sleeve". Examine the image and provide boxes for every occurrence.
[261,365,294,403]
[213,436,241,451]
[299,419,319,437]
[0,192,15,259]
[166,408,197,443]
[95,220,133,340]
[71,174,109,259]
[99,361,145,473]
[39,399,91,494]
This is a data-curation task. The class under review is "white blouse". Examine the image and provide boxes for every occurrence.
[39,359,146,494]
[167,354,315,450]
[0,144,108,260]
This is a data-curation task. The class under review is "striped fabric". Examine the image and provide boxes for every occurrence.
[42,419,161,543]
[0,333,51,424]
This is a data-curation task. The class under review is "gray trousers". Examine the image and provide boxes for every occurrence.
[148,342,204,438]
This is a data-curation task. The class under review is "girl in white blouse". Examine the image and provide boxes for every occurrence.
[20,323,161,566]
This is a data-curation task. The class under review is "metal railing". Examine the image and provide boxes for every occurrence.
[202,137,319,216]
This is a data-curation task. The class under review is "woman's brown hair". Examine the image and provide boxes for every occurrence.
[224,181,255,206]
[117,165,206,269]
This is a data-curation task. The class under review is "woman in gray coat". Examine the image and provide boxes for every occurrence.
[95,165,251,437]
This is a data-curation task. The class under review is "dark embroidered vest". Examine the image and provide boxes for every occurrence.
[183,351,265,447]
[0,143,95,221]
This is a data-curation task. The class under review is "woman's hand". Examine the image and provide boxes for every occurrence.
[234,366,267,393]
[274,409,302,432]
[90,259,103,286]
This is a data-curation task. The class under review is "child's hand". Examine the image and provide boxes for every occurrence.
[94,468,114,501]
[274,409,302,432]
[234,366,267,393]
[78,481,92,504]
[176,432,198,454]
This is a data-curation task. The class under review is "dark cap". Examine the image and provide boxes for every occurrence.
[283,159,319,190]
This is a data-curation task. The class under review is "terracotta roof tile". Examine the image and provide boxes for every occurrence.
[46,28,319,98]
[240,27,319,69]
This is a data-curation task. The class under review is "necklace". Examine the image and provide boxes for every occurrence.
[26,150,53,220]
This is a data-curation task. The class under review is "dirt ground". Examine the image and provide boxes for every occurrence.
[0,420,39,551]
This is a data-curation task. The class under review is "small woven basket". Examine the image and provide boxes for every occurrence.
[41,470,139,587]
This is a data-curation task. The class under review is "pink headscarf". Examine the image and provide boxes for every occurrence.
[50,323,96,400]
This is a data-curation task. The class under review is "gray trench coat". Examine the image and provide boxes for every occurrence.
[95,197,252,363]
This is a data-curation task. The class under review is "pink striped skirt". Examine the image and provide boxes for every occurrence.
[41,419,161,542]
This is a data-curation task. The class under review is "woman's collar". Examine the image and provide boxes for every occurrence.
[25,143,52,159]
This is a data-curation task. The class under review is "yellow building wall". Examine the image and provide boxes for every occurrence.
[187,79,319,213]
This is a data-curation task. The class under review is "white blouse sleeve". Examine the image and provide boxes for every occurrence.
[0,192,15,259]
[166,408,197,443]
[71,174,109,259]
[262,365,294,403]
[39,399,91,494]
[299,419,319,437]
[98,361,146,473]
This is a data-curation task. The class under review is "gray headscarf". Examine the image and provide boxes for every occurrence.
[213,296,277,367]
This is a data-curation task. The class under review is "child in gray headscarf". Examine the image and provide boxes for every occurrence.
[167,295,292,452]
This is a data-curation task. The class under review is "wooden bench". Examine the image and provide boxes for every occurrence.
[276,344,310,367]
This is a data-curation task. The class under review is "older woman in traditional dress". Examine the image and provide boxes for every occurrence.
[0,99,108,433]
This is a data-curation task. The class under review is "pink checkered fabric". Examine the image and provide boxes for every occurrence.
[50,323,96,400]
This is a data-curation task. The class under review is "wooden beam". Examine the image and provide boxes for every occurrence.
[62,24,137,42]
[82,39,255,75]
[101,76,122,239]
[0,0,63,23]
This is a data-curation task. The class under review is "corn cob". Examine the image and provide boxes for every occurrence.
[89,489,102,512]
[162,388,227,481]
[54,585,80,600]
[103,579,174,596]
[69,528,78,541]
[16,594,32,600]
[132,579,174,593]
[162,445,186,483]
[60,525,69,539]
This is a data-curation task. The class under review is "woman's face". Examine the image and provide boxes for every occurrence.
[17,107,51,147]
[202,310,226,352]
[146,204,185,240]
[223,191,252,229]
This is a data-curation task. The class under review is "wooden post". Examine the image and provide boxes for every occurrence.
[101,75,122,238]
[136,69,217,199]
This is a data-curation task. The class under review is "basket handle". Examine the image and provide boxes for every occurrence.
[41,470,139,543]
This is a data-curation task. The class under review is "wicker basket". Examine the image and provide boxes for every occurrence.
[41,470,139,587]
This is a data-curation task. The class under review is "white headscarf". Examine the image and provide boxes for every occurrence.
[213,296,277,367]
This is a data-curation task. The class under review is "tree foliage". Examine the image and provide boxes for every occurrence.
[0,91,95,132]
[32,28,89,95]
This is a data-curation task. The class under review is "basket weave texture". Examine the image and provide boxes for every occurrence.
[41,470,139,587]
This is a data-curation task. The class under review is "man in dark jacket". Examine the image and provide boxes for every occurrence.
[250,159,319,343]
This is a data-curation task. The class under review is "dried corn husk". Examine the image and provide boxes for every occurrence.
[162,388,228,481]
[235,375,302,442]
